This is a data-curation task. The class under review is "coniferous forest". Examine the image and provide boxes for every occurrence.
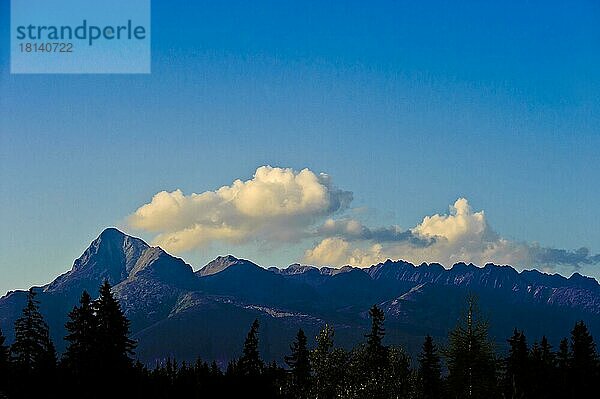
[0,283,598,399]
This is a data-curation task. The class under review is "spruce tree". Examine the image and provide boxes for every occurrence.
[444,295,498,399]
[570,320,598,396]
[349,304,395,398]
[539,336,556,398]
[385,346,412,399]
[555,337,571,398]
[10,289,56,373]
[312,324,333,395]
[237,319,263,376]
[365,305,387,365]
[418,335,442,399]
[557,337,570,370]
[63,290,97,376]
[539,336,555,369]
[311,324,346,399]
[528,337,556,399]
[529,341,543,397]
[94,280,136,373]
[285,328,311,397]
[503,329,529,398]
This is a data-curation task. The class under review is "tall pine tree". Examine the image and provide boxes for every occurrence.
[365,305,387,366]
[285,328,311,397]
[311,324,347,399]
[94,281,136,373]
[63,290,97,376]
[10,289,56,373]
[445,295,498,399]
[539,336,555,370]
[555,337,571,398]
[353,304,392,398]
[237,319,263,376]
[570,320,599,397]
[529,337,555,399]
[418,335,442,399]
[503,329,529,398]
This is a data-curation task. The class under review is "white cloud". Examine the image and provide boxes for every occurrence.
[130,167,599,272]
[129,166,352,252]
[304,198,598,271]
[412,198,488,243]
[304,238,352,266]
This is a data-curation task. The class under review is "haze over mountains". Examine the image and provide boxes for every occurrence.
[1,228,598,364]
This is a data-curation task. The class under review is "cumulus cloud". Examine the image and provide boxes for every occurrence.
[129,166,352,252]
[412,198,494,243]
[130,166,599,273]
[304,237,386,267]
[304,198,600,271]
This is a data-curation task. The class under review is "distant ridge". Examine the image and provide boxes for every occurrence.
[1,228,599,364]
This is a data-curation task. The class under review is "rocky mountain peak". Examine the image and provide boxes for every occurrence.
[44,228,149,294]
[196,255,246,277]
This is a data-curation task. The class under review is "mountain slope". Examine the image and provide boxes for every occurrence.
[367,260,600,312]
[113,246,199,331]
[1,229,599,364]
[45,227,149,295]
[198,258,322,310]
[0,228,197,350]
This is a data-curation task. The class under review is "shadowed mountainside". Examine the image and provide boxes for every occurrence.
[1,228,598,364]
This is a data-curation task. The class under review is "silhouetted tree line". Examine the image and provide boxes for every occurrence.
[0,287,598,398]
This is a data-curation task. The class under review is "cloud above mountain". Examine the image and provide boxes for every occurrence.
[129,166,352,252]
[305,198,521,267]
[130,166,599,272]
[304,198,600,271]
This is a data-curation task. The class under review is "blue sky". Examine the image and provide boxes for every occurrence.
[1,0,599,294]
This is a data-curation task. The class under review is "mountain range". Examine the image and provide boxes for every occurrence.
[1,227,599,365]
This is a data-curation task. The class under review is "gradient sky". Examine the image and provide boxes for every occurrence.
[1,0,599,295]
